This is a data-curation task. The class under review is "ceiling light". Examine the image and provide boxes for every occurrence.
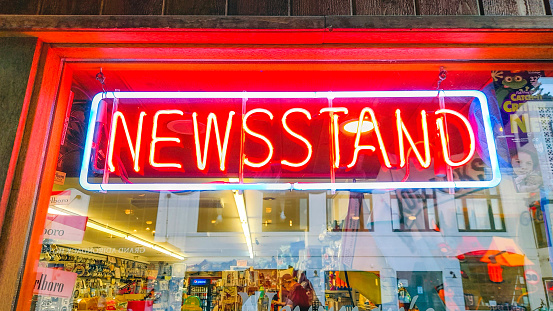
[49,207,184,261]
[342,120,374,134]
[125,236,153,248]
[86,221,127,238]
[146,227,150,230]
[47,207,71,215]
[152,246,185,260]
[146,221,153,225]
[48,207,127,238]
[408,215,417,220]
[234,191,248,224]
[234,191,253,259]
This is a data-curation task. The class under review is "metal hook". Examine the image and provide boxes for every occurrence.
[437,66,447,90]
[96,68,107,97]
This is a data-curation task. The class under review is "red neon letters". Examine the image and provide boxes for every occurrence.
[107,111,146,173]
[347,108,391,169]
[193,111,235,171]
[435,109,475,167]
[149,110,184,169]
[281,108,313,168]
[243,109,274,169]
[106,107,476,174]
[396,110,431,169]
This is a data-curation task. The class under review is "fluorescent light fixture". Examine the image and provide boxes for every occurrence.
[125,237,186,260]
[234,191,254,258]
[48,207,126,238]
[47,207,71,215]
[48,207,185,260]
[234,191,248,223]
[87,221,128,238]
[80,90,500,192]
[153,246,185,260]
[125,235,153,248]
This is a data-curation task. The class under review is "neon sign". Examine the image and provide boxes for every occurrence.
[80,91,501,191]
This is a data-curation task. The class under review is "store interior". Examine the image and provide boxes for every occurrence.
[35,65,553,311]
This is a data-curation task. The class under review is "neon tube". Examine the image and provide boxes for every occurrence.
[193,111,235,171]
[435,109,476,167]
[396,110,431,168]
[347,108,391,169]
[243,108,274,169]
[150,110,184,169]
[319,107,348,168]
[107,111,146,173]
[281,108,313,168]
[81,91,500,191]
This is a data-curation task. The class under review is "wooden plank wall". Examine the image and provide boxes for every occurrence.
[0,0,549,15]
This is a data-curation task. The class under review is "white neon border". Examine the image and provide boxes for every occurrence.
[80,91,501,192]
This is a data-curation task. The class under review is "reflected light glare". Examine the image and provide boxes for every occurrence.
[343,120,374,134]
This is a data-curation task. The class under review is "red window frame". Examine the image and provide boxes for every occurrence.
[5,25,553,311]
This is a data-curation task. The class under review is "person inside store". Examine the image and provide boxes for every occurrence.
[276,274,311,311]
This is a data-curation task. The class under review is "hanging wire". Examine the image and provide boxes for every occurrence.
[437,66,447,90]
[435,66,455,194]
[95,68,107,97]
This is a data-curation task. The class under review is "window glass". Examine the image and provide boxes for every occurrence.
[327,192,373,232]
[262,192,309,232]
[21,67,553,311]
[391,189,439,232]
[455,190,505,232]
